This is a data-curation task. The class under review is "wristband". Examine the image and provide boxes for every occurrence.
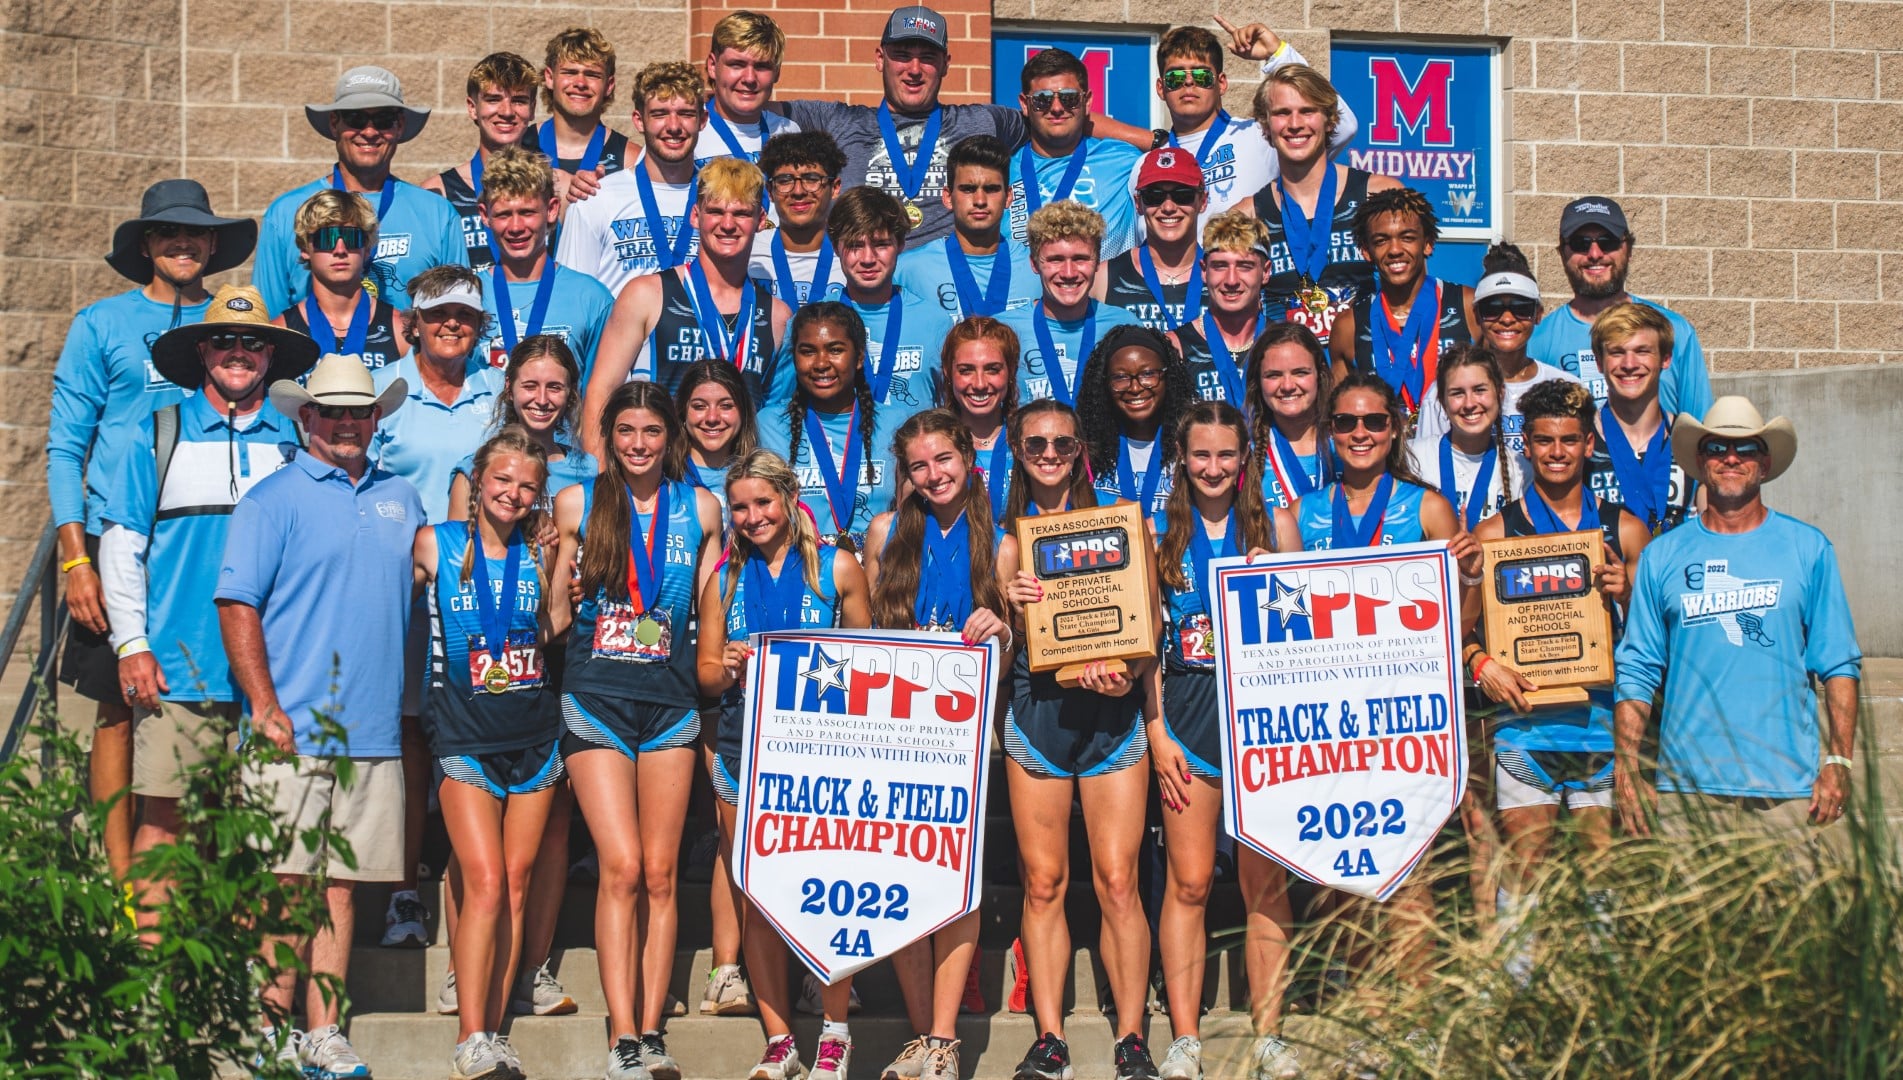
[115,637,150,658]
[1823,755,1854,770]
[1471,655,1494,680]
[1460,571,1483,586]
[61,556,92,573]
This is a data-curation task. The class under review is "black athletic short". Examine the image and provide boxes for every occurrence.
[58,533,123,707]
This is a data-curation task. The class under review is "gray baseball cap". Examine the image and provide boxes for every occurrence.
[1558,196,1630,241]
[883,5,949,49]
[305,65,431,143]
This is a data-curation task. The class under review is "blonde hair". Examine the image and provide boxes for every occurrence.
[1252,63,1342,140]
[467,52,538,101]
[721,449,824,604]
[1026,201,1106,258]
[1201,208,1270,258]
[293,190,378,248]
[460,424,550,587]
[697,156,766,210]
[478,145,556,205]
[1590,301,1675,363]
[541,28,616,113]
[710,11,785,66]
[633,60,705,112]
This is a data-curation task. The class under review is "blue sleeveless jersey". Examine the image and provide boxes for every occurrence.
[426,521,552,755]
[720,545,840,709]
[1297,479,1429,550]
[1153,512,1220,674]
[1260,449,1325,510]
[566,477,704,705]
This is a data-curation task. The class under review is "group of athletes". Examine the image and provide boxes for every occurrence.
[48,5,1865,1080]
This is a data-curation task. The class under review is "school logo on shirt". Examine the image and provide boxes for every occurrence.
[1680,559,1781,647]
[374,234,412,261]
[376,499,408,522]
[609,215,697,268]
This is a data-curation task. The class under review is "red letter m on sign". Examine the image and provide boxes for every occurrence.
[1368,58,1455,146]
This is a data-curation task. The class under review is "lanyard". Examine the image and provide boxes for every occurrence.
[771,233,834,309]
[1599,405,1670,530]
[704,107,761,162]
[539,120,606,172]
[1370,280,1440,410]
[1437,434,1498,531]
[302,291,370,357]
[468,150,486,197]
[1017,140,1088,215]
[861,295,905,403]
[469,525,526,657]
[331,167,394,220]
[979,436,1010,521]
[742,548,807,633]
[1032,302,1093,408]
[1202,308,1265,405]
[1331,476,1394,549]
[624,483,669,612]
[804,406,862,536]
[946,236,1011,317]
[1525,486,1601,536]
[876,103,944,202]
[917,512,973,629]
[1139,246,1202,331]
[1186,508,1238,615]
[686,262,757,367]
[1170,111,1232,169]
[1267,425,1323,505]
[1274,164,1337,283]
[634,164,698,270]
[490,261,559,353]
[1116,436,1164,512]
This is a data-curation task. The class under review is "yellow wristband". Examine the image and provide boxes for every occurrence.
[60,556,92,573]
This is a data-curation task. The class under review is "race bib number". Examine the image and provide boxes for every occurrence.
[466,632,545,692]
[1176,613,1216,667]
[593,601,673,663]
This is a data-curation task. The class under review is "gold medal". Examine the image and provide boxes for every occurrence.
[905,201,924,228]
[483,663,512,694]
[1299,278,1330,315]
[635,617,663,647]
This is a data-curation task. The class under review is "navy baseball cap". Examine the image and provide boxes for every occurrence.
[1558,196,1630,240]
[883,5,949,49]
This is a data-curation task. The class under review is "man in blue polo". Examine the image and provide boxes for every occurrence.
[218,353,421,1078]
[253,66,468,315]
[99,285,314,937]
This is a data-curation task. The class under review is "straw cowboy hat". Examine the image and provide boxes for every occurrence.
[305,65,430,143]
[1670,395,1797,482]
[269,353,408,418]
[106,179,256,284]
[148,285,319,390]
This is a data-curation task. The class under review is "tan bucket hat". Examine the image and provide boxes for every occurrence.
[149,284,319,390]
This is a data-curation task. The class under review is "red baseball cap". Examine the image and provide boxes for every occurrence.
[1135,147,1205,191]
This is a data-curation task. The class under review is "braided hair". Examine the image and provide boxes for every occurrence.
[1076,323,1194,484]
[784,301,879,546]
[459,424,550,587]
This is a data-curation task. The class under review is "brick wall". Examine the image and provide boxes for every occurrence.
[691,0,992,104]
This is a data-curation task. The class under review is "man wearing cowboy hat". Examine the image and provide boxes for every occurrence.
[97,285,316,936]
[1613,396,1862,844]
[46,177,255,879]
[253,65,468,318]
[216,353,422,1076]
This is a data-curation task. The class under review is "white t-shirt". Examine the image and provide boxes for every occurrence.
[1412,361,1582,493]
[693,108,801,168]
[555,155,699,297]
[748,230,849,307]
[1407,434,1521,528]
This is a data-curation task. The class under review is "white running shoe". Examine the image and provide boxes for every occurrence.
[450,1032,515,1080]
[810,1033,852,1080]
[1250,1034,1303,1080]
[750,1035,805,1080]
[1158,1035,1202,1080]
[510,961,578,1016]
[301,1024,371,1079]
[701,963,757,1015]
[437,969,458,1015]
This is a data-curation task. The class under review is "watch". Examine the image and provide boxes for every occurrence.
[1150,128,1170,150]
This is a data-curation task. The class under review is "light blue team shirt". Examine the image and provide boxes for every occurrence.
[765,285,951,416]
[105,399,299,701]
[756,401,907,542]
[475,263,615,385]
[1296,480,1430,550]
[1615,512,1861,800]
[254,175,468,316]
[1525,297,1713,421]
[998,300,1144,406]
[215,451,423,756]
[371,355,504,525]
[1092,434,1174,518]
[1007,137,1146,260]
[894,235,1041,320]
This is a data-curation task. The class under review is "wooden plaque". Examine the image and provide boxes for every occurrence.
[1480,530,1614,707]
[1015,501,1159,686]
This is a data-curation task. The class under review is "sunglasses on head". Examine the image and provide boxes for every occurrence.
[768,171,834,192]
[1161,66,1216,91]
[1026,89,1084,113]
[1139,184,1201,208]
[315,404,377,421]
[337,109,402,131]
[146,223,213,240]
[1476,297,1540,320]
[309,225,369,252]
[1330,411,1392,434]
[1021,434,1080,458]
[205,332,269,352]
[1565,232,1624,255]
[1699,437,1766,459]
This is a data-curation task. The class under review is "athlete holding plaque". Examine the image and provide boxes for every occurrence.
[551,381,724,1080]
[1246,322,1334,510]
[414,426,557,1080]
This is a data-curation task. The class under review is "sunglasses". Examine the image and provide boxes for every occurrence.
[337,109,403,131]
[768,171,834,192]
[1021,434,1081,458]
[1161,66,1216,91]
[1699,437,1766,459]
[1476,297,1540,321]
[205,333,269,352]
[1565,232,1625,255]
[314,404,377,421]
[309,225,369,252]
[1331,412,1393,434]
[1109,369,1164,390]
[146,224,213,240]
[1026,89,1084,113]
[1139,184,1201,208]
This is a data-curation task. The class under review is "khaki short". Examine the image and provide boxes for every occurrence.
[1656,791,1847,857]
[244,754,407,881]
[132,700,240,799]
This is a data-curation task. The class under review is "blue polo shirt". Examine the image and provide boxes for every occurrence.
[1007,137,1146,260]
[474,262,615,385]
[1525,297,1713,421]
[370,355,504,524]
[254,174,468,316]
[216,451,423,757]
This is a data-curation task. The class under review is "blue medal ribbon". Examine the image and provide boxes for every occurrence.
[1171,111,1233,169]
[864,295,904,403]
[1274,163,1337,284]
[742,547,807,633]
[1201,308,1265,405]
[331,167,394,220]
[1186,508,1238,615]
[1116,435,1165,512]
[687,260,757,366]
[634,164,698,271]
[625,484,669,612]
[539,120,606,172]
[1370,279,1440,409]
[469,525,526,665]
[771,233,833,310]
[1525,486,1601,536]
[491,260,559,353]
[916,512,973,629]
[302,291,370,357]
[1018,140,1088,215]
[704,107,761,162]
[804,406,862,537]
[979,436,1010,522]
[1331,475,1394,549]
[1437,434,1498,531]
[1267,425,1323,505]
[468,150,486,197]
[1599,406,1670,530]
[1140,246,1203,331]
[876,103,943,203]
[1032,302,1093,408]
[946,237,1011,317]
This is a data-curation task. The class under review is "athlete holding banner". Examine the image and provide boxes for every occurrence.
[1245,322,1334,510]
[695,449,872,1080]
